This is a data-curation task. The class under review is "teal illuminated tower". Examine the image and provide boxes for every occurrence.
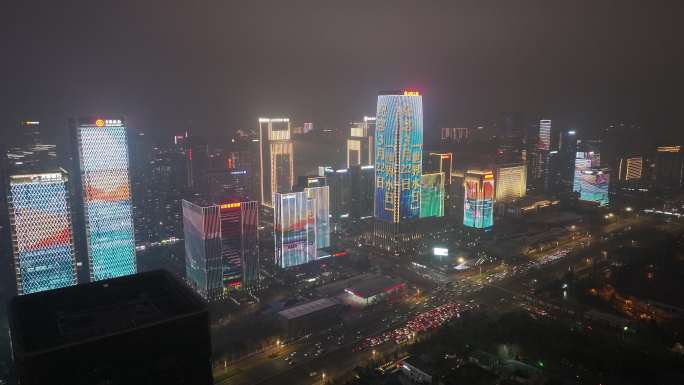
[72,117,136,282]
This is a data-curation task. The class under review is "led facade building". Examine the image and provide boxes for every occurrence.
[463,170,495,229]
[494,163,527,203]
[259,118,294,207]
[347,116,375,167]
[374,91,423,223]
[578,168,610,206]
[573,151,601,193]
[72,117,136,282]
[537,120,552,151]
[182,198,259,301]
[419,173,444,218]
[7,171,77,295]
[274,191,317,268]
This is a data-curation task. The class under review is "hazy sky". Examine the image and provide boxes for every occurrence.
[1,0,683,144]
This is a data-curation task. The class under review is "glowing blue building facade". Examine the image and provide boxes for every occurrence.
[73,117,136,282]
[7,172,78,295]
[374,91,423,223]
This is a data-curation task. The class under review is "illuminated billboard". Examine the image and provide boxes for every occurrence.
[7,172,77,295]
[420,172,444,218]
[374,92,423,223]
[433,247,448,257]
[274,192,317,268]
[578,168,610,206]
[463,171,494,229]
[74,117,136,282]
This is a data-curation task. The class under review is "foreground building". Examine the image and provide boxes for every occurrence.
[8,270,212,385]
[6,171,77,295]
[463,170,495,229]
[71,117,136,282]
[182,198,259,300]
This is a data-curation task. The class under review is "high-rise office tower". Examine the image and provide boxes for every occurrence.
[347,116,375,167]
[71,117,136,282]
[493,163,527,203]
[185,135,209,193]
[274,191,316,268]
[559,130,578,190]
[259,118,294,208]
[182,198,259,300]
[427,153,454,215]
[305,185,330,249]
[350,165,375,219]
[419,172,444,218]
[374,91,423,223]
[319,166,352,221]
[6,171,77,295]
[618,156,643,181]
[537,120,552,151]
[463,170,495,229]
[654,146,683,189]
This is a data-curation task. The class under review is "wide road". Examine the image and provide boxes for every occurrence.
[216,215,657,385]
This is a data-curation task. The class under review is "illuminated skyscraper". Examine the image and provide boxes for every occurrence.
[618,156,643,181]
[7,171,77,295]
[72,117,136,282]
[259,118,294,208]
[494,163,527,203]
[428,153,453,183]
[537,120,552,151]
[573,151,601,193]
[182,198,259,301]
[374,91,423,223]
[463,170,495,229]
[578,168,610,206]
[274,191,316,268]
[347,116,375,167]
[419,172,444,218]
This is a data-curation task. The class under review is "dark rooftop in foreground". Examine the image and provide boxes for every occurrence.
[9,270,206,355]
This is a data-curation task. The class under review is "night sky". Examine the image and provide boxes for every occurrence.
[1,0,683,144]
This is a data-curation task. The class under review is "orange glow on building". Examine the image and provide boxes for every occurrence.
[95,119,105,127]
